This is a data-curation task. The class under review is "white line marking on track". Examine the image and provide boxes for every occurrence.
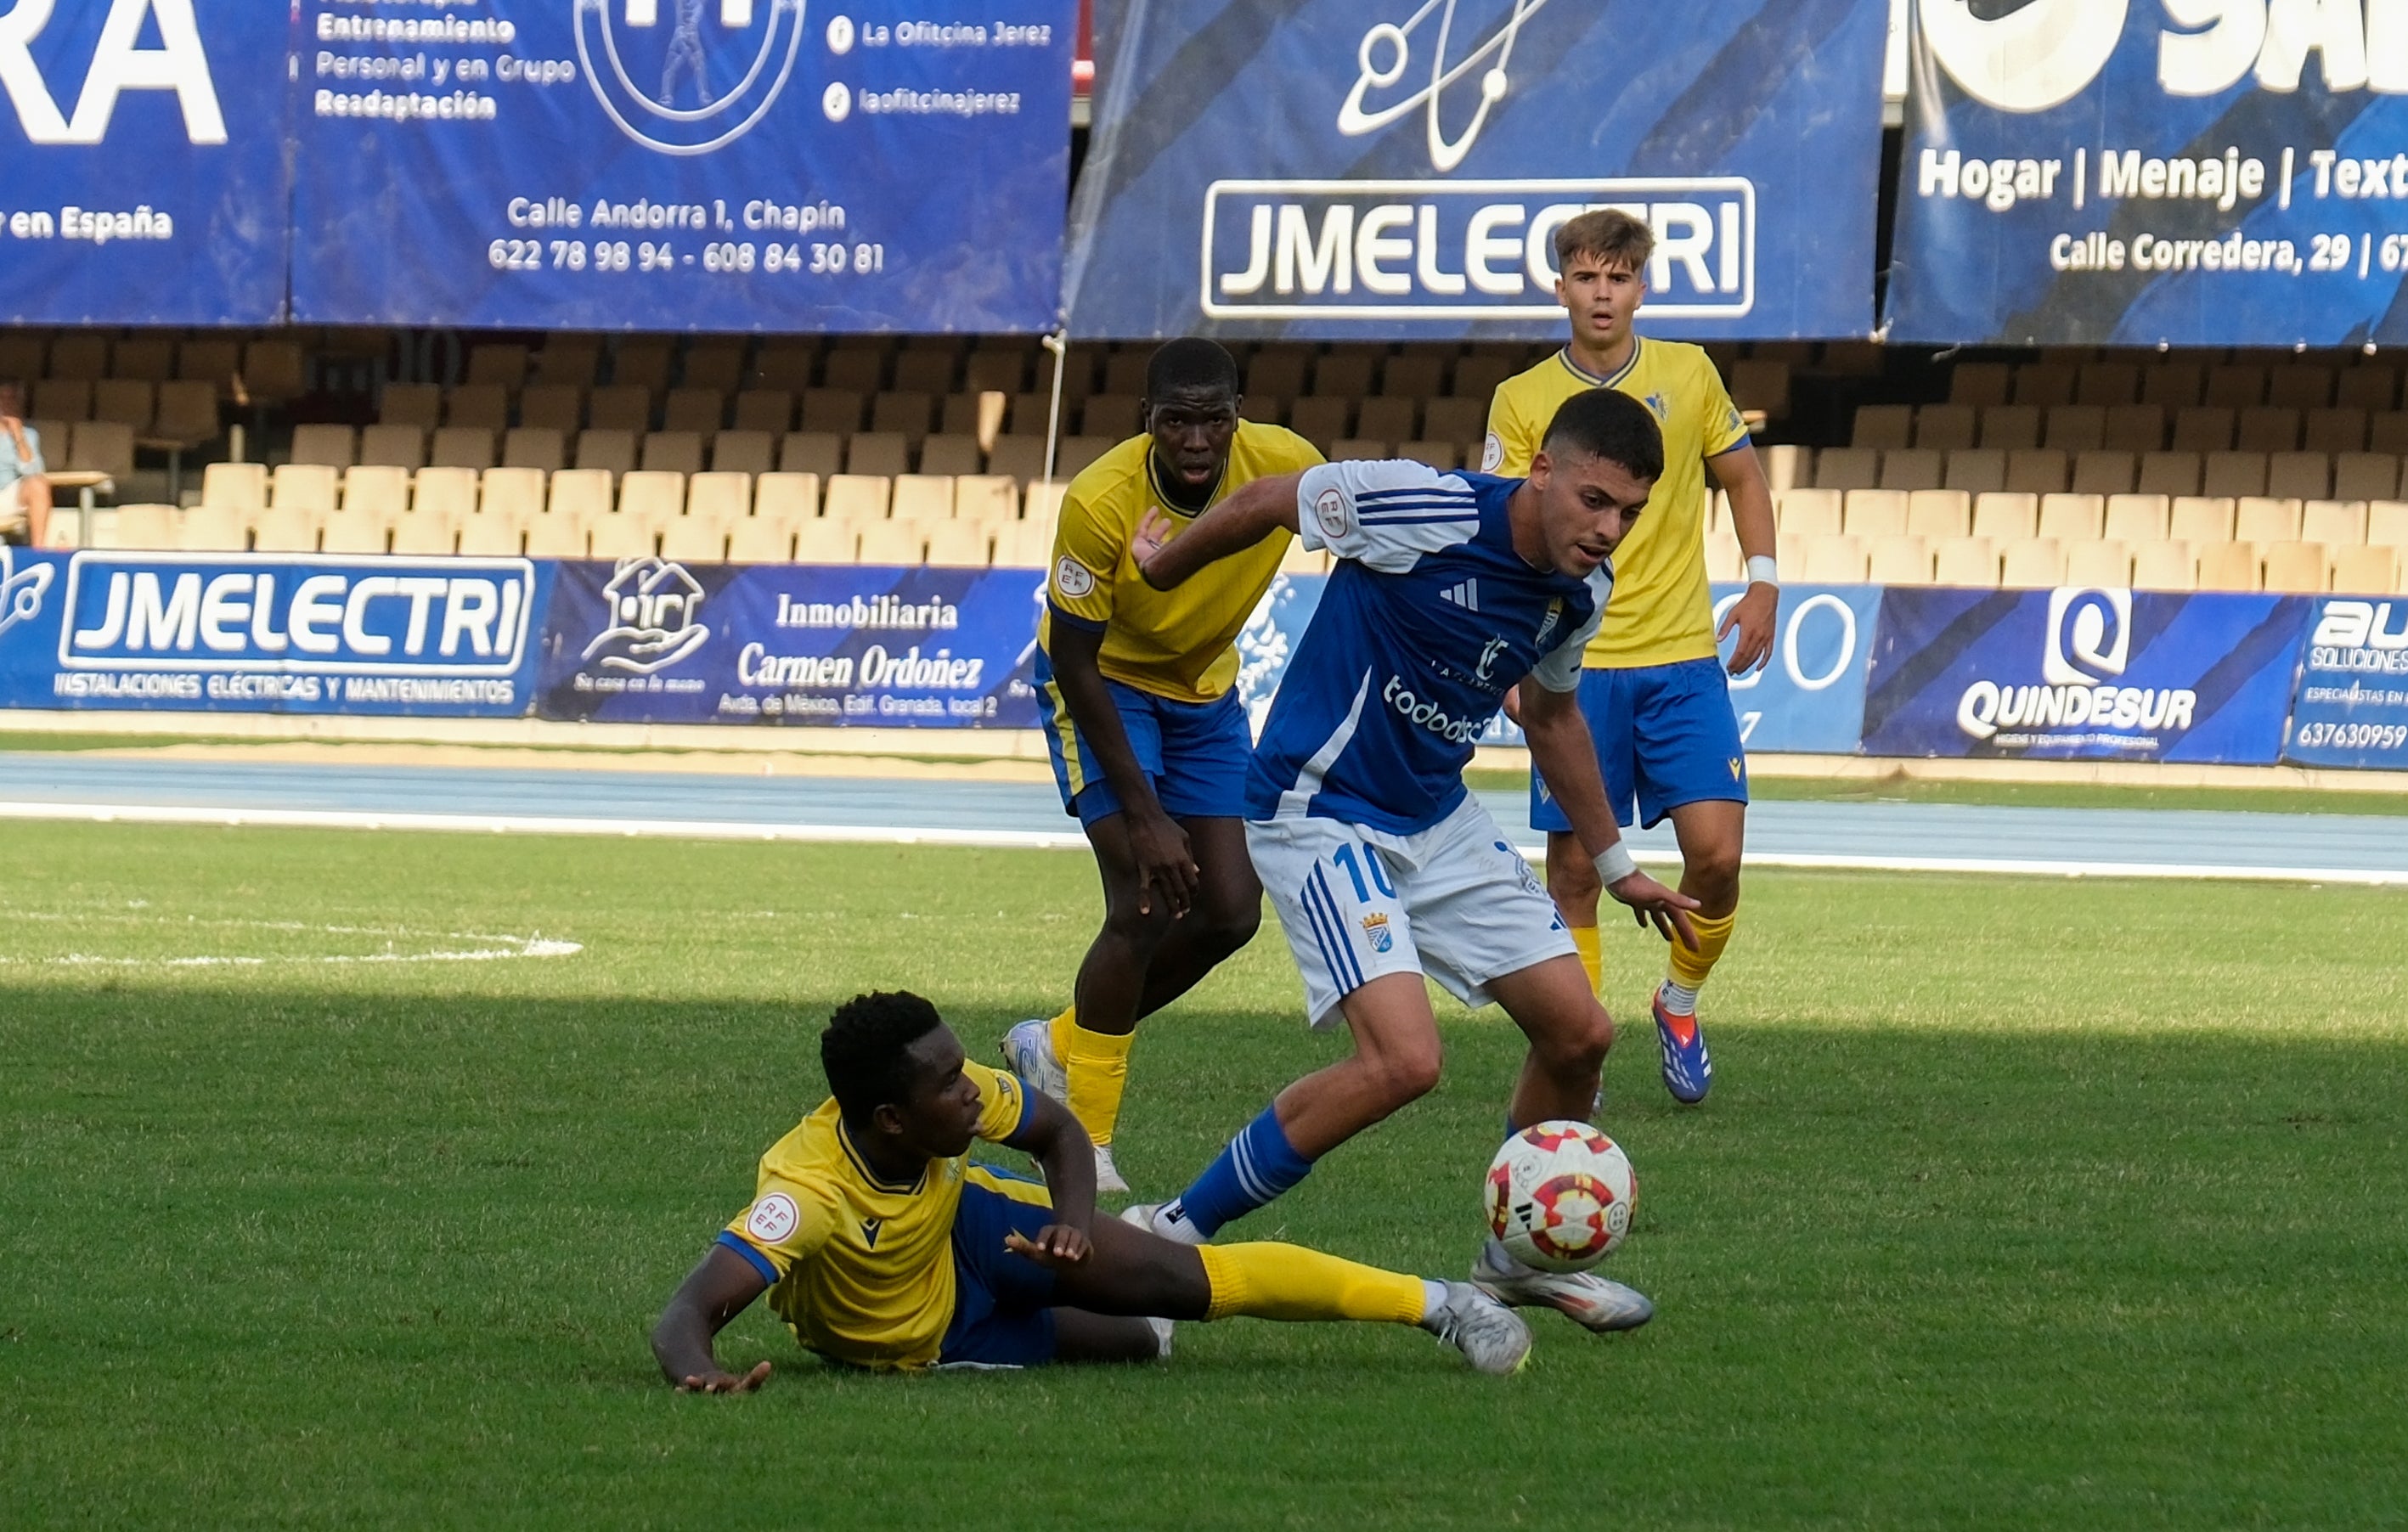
[4,798,2401,886]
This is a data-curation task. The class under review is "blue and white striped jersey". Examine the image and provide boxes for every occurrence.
[1243,460,1611,836]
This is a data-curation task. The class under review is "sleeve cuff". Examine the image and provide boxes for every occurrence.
[1046,600,1108,634]
[716,1231,780,1284]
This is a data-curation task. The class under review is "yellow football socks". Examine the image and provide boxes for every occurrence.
[1049,1005,1135,1147]
[1198,1242,1428,1325]
[1666,909,1737,995]
[1570,923,1602,994]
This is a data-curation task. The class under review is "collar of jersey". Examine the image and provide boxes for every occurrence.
[1556,338,1642,391]
[837,1119,928,1195]
[1146,442,1228,518]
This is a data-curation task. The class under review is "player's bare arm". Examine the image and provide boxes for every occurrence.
[1001,1082,1100,1260]
[651,1244,774,1393]
[1709,442,1779,676]
[1045,617,1199,916]
[1520,680,1698,950]
[1137,470,1306,589]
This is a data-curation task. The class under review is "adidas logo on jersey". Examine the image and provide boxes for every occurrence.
[1439,579,1480,611]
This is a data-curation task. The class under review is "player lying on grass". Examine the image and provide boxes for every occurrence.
[1123,389,1695,1334]
[1009,339,1325,1193]
[650,990,1532,1383]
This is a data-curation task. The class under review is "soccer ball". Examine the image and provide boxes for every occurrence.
[1484,1121,1637,1273]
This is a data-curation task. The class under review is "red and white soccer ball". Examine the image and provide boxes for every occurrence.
[1484,1121,1637,1273]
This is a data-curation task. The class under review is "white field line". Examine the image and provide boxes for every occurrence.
[0,940,583,968]
[4,797,2404,887]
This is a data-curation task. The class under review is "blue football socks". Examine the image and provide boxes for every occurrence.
[1167,1105,1317,1237]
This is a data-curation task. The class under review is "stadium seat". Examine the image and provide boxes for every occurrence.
[575,430,636,476]
[2171,407,2235,453]
[2140,362,2205,410]
[410,468,480,521]
[2133,540,2198,591]
[1398,441,1461,470]
[779,431,843,479]
[176,340,240,392]
[659,516,726,563]
[1057,436,1113,477]
[2268,365,2333,409]
[1999,538,2066,589]
[1420,397,1486,449]
[2338,369,2400,412]
[2332,543,2403,594]
[2071,451,2138,495]
[1328,438,1384,462]
[910,435,975,476]
[955,475,1017,524]
[1077,393,1139,439]
[1933,536,2000,587]
[176,504,247,552]
[823,474,891,523]
[857,518,925,566]
[1355,397,1418,446]
[712,430,776,476]
[1024,482,1069,531]
[1799,534,1868,584]
[874,391,938,441]
[2169,496,2236,544]
[992,521,1052,568]
[1877,448,1943,492]
[751,344,817,393]
[430,425,496,470]
[612,341,674,395]
[1867,533,1933,584]
[46,332,108,379]
[1703,530,1741,582]
[2044,406,2105,452]
[456,513,522,558]
[587,513,655,560]
[2368,500,2408,549]
[733,390,796,434]
[1971,493,2039,541]
[890,475,955,522]
[661,387,726,434]
[2063,538,2134,588]
[1380,352,1446,398]
[289,424,356,468]
[801,388,867,433]
[518,385,584,434]
[522,515,586,559]
[2076,362,2140,406]
[1906,489,1971,540]
[2374,413,2408,455]
[2197,540,2263,591]
[466,344,527,390]
[31,379,92,423]
[391,512,456,557]
[1811,448,1879,492]
[2262,540,2330,593]
[2101,404,2165,453]
[893,351,958,397]
[357,425,425,469]
[251,504,317,555]
[685,472,752,525]
[242,341,307,406]
[754,473,821,524]
[67,420,135,482]
[2104,494,2172,544]
[271,464,339,512]
[2334,453,2401,503]
[111,503,176,550]
[1280,540,1333,576]
[1452,354,1518,401]
[2038,493,2104,542]
[618,471,686,529]
[2237,407,2302,453]
[2296,498,2366,549]
[847,432,911,478]
[480,467,547,523]
[1776,488,1842,537]
[533,339,600,389]
[1943,448,2005,493]
[1909,404,1974,450]
[2136,451,2203,496]
[642,431,704,474]
[320,510,388,555]
[200,461,267,512]
[2205,364,2267,408]
[2266,452,2330,500]
[503,427,567,471]
[150,380,222,448]
[587,386,651,433]
[925,520,990,568]
[1949,362,2012,407]
[342,465,410,516]
[2202,452,2268,498]
[549,469,615,522]
[2005,449,2069,494]
[379,382,442,428]
[2304,408,2368,453]
[2011,363,2076,408]
[91,380,154,431]
[111,335,174,383]
[2235,497,2304,544]
[730,515,800,563]
[1842,489,1909,538]
[963,351,1029,396]
[1974,404,2039,450]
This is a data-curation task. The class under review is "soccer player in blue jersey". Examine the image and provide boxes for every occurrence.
[1120,389,1697,1332]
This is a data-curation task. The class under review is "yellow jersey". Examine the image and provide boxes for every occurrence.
[1039,422,1324,702]
[719,1060,1046,1371]
[1484,340,1751,668]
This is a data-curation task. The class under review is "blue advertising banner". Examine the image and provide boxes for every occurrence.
[533,558,1046,725]
[1063,0,1888,340]
[0,548,546,715]
[1890,0,2408,345]
[2283,595,2408,768]
[1716,582,1881,754]
[0,0,290,324]
[290,0,1074,330]
[1861,586,2308,763]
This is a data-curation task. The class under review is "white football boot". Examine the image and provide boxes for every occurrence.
[1420,1281,1534,1375]
[1471,1238,1655,1332]
[1091,1142,1131,1196]
[1119,1202,1208,1247]
[1000,1017,1067,1101]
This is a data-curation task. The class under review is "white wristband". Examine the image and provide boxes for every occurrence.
[1593,842,1638,887]
[1746,555,1779,587]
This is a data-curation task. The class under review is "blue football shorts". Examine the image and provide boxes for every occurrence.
[936,1175,1062,1369]
[1035,651,1251,828]
[1530,656,1749,833]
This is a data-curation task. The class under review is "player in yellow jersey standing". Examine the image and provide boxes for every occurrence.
[1484,211,1779,1106]
[1004,340,1324,1191]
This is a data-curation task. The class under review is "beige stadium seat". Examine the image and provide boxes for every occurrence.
[2304,408,2368,453]
[2338,369,2400,411]
[1356,397,1419,445]
[685,471,752,525]
[1703,530,1742,582]
[456,513,522,558]
[341,465,410,516]
[517,385,584,434]
[2000,538,2066,589]
[2301,499,2367,547]
[1905,489,1971,540]
[357,425,426,469]
[2266,452,2329,500]
[2134,540,2199,591]
[845,431,910,478]
[618,470,686,528]
[2375,413,2408,455]
[2202,451,2269,498]
[1776,488,1842,537]
[1080,392,1143,439]
[2101,404,2166,453]
[111,335,174,382]
[800,388,866,432]
[1398,441,1461,471]
[754,472,821,525]
[2104,494,2171,544]
[587,385,651,432]
[1971,493,2039,541]
[2372,500,2408,548]
[1811,448,1880,491]
[1328,437,1386,463]
[750,344,816,392]
[1975,404,2039,450]
[480,466,547,523]
[659,516,726,563]
[2070,451,2137,496]
[1380,352,1446,398]
[641,431,704,474]
[2332,543,2402,594]
[1942,448,2005,493]
[983,437,1046,488]
[1909,404,1975,450]
[319,510,387,555]
[587,514,655,560]
[925,520,991,568]
[2037,493,2104,542]
[1949,361,2012,407]
[176,339,240,391]
[429,425,496,470]
[1868,533,1933,584]
[2076,362,2140,406]
[113,503,178,549]
[2268,366,2333,409]
[1799,534,1868,584]
[730,516,799,563]
[823,474,891,524]
[176,504,247,552]
[2197,540,2263,591]
[857,519,925,566]
[2146,362,2207,410]
[446,384,510,431]
[1877,448,1943,492]
[251,504,318,555]
[918,435,984,477]
[2235,497,2304,544]
[523,515,586,559]
[1933,536,2000,587]
[243,340,307,405]
[2262,540,2329,593]
[661,387,726,434]
[779,431,843,479]
[150,380,221,448]
[893,351,959,397]
[549,468,615,521]
[380,382,442,427]
[2012,363,2077,408]
[1288,397,1353,448]
[711,430,776,476]
[2206,364,2267,408]
[534,338,601,387]
[271,464,339,512]
[1774,530,1814,573]
[733,390,796,433]
[2236,407,2302,452]
[2063,538,2134,588]
[1024,481,1069,532]
[289,424,356,467]
[502,427,566,471]
[954,475,1018,525]
[575,429,637,476]
[1841,489,1909,538]
[2044,406,2105,452]
[2003,449,2069,493]
[91,379,154,430]
[874,390,938,441]
[684,342,746,396]
[2171,407,2235,453]
[466,343,528,389]
[2332,453,2399,503]
[2169,496,2236,544]
[1057,437,1113,477]
[891,473,956,522]
[391,513,455,556]
[31,379,93,422]
[1757,443,1807,493]
[2136,451,2203,496]
[992,521,1052,569]
[1420,397,1486,449]
[201,461,268,511]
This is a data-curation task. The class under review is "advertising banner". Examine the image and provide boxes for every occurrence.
[290,0,1074,330]
[1860,586,2309,763]
[1890,0,2408,346]
[533,558,1046,725]
[2283,594,2408,768]
[1717,582,1881,754]
[0,0,290,324]
[1063,0,1888,340]
[0,548,547,716]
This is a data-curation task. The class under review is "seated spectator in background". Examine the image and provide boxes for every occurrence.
[0,382,51,549]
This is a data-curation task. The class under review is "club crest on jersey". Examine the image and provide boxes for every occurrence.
[1314,488,1350,541]
[1476,636,1509,682]
[1534,600,1563,648]
[1360,911,1394,953]
[1644,392,1669,420]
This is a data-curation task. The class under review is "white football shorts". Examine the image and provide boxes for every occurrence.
[1247,795,1576,1028]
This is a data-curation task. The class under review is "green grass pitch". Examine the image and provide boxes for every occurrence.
[3,822,2405,1528]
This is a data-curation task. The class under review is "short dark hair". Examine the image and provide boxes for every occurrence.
[1554,209,1655,275]
[1541,389,1665,483]
[1145,337,1240,401]
[821,991,945,1119]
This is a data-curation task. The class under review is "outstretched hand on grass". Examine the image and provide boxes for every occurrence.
[1608,870,1701,951]
[676,1360,772,1394]
[1004,1224,1092,1268]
